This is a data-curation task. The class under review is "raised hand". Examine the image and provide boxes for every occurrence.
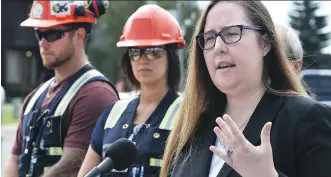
[209,114,278,177]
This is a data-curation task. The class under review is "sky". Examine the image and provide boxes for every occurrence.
[197,1,331,54]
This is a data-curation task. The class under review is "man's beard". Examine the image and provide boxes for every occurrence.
[46,55,71,69]
[43,47,74,69]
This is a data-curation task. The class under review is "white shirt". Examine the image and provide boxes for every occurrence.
[209,138,226,177]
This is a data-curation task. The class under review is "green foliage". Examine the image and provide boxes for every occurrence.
[289,1,330,56]
[2,104,19,125]
[155,1,201,88]
[87,1,146,84]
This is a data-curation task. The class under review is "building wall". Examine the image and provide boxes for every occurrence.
[1,1,48,98]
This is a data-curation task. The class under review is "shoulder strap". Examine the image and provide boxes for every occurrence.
[58,70,109,144]
[159,96,183,130]
[103,96,183,130]
[54,69,105,117]
[104,99,133,129]
[23,78,54,116]
[149,96,183,167]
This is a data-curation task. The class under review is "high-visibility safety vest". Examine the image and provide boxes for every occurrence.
[19,65,119,177]
[104,95,182,130]
[98,91,182,177]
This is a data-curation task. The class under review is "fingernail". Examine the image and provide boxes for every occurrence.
[223,115,228,120]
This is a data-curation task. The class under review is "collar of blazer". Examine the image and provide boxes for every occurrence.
[170,91,284,177]
[217,91,284,177]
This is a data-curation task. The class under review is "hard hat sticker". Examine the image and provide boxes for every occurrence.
[32,3,43,19]
[73,1,90,8]
[50,1,71,16]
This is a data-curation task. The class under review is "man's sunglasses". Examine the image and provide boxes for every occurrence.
[34,28,76,42]
[128,47,166,61]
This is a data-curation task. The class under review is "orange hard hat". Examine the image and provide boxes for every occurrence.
[20,0,109,28]
[116,4,186,49]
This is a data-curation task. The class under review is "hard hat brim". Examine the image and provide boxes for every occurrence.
[116,39,185,49]
[20,18,96,28]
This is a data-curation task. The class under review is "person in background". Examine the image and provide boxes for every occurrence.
[275,24,303,73]
[78,4,185,177]
[275,24,315,98]
[4,1,119,177]
[160,1,331,177]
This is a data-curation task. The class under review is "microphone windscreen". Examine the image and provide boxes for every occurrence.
[105,138,137,171]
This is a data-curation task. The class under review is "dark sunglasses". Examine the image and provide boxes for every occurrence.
[128,47,166,61]
[34,28,76,42]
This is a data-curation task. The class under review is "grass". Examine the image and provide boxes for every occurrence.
[2,104,19,125]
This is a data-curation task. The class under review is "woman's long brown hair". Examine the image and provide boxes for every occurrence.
[160,1,309,177]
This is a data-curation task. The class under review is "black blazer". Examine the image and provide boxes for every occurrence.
[170,92,331,177]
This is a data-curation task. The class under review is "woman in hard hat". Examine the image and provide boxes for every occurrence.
[78,4,186,177]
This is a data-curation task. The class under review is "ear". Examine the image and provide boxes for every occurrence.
[293,59,303,73]
[74,28,86,45]
[260,34,271,57]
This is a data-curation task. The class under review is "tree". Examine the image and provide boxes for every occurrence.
[176,2,201,72]
[155,1,201,89]
[289,1,330,59]
[87,1,146,86]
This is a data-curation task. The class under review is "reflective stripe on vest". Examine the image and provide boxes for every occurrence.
[149,157,163,167]
[104,99,133,129]
[53,70,104,117]
[23,78,54,116]
[23,70,105,158]
[104,96,183,130]
[147,98,181,166]
[47,147,63,156]
[158,96,182,130]
[50,70,105,154]
[23,70,104,116]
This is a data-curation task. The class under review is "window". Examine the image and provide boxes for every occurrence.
[302,75,331,101]
[6,50,21,84]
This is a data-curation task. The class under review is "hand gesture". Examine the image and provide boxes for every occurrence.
[209,114,278,177]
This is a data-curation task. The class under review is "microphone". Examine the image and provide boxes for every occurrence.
[84,138,137,177]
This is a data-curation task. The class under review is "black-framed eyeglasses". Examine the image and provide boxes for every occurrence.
[34,28,76,42]
[196,25,264,50]
[128,47,166,61]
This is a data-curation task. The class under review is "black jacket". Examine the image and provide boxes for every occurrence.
[170,92,331,177]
